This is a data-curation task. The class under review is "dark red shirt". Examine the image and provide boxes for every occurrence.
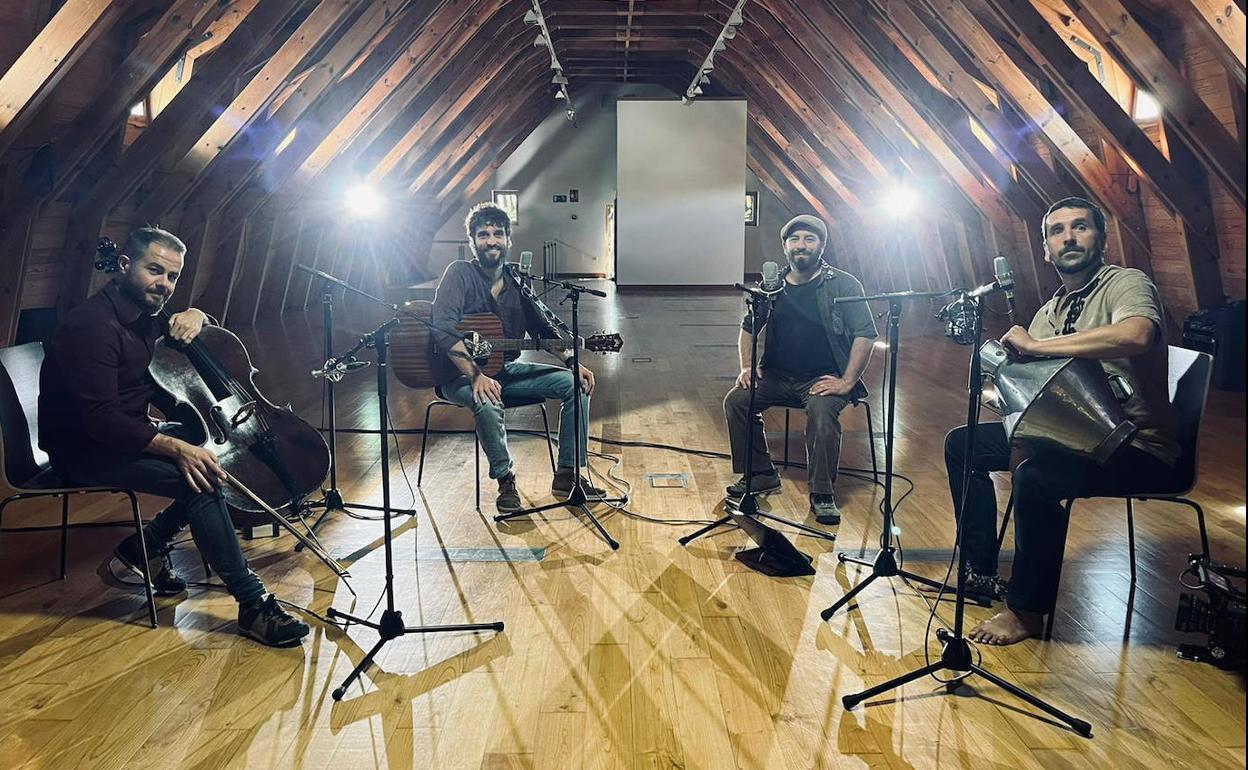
[39,281,167,473]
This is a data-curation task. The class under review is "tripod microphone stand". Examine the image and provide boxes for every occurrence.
[328,316,504,701]
[494,275,626,550]
[837,291,1092,738]
[680,283,835,547]
[819,291,952,620]
[298,269,416,547]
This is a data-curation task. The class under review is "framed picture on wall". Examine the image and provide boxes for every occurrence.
[492,189,519,226]
[745,191,759,226]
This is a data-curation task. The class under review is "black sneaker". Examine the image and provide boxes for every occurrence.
[496,474,522,513]
[726,470,782,497]
[114,534,186,596]
[552,469,607,501]
[237,594,309,647]
[810,494,841,525]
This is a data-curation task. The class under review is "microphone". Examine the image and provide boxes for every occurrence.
[312,358,371,382]
[760,260,783,292]
[993,256,1016,322]
[519,250,533,275]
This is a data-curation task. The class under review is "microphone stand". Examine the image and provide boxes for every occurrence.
[680,283,835,545]
[493,274,626,550]
[327,317,504,700]
[819,290,953,618]
[837,291,1092,738]
[297,270,416,547]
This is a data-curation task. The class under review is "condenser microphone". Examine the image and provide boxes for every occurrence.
[993,256,1016,321]
[519,250,534,275]
[760,260,783,292]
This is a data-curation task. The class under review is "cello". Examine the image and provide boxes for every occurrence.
[94,239,348,579]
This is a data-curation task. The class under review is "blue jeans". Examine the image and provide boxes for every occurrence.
[442,361,589,479]
[59,424,266,605]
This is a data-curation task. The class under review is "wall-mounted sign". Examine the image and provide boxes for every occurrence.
[569,189,579,203]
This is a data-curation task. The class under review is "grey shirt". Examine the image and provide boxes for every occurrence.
[1028,263,1179,465]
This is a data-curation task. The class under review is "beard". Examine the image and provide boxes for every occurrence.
[119,278,168,314]
[1050,242,1103,275]
[786,249,821,272]
[475,243,508,269]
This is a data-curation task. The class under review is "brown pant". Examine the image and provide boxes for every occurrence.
[723,373,849,495]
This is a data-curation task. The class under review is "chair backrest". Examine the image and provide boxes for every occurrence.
[1167,345,1213,492]
[0,342,50,487]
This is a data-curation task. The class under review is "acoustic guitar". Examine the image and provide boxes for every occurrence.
[390,300,623,389]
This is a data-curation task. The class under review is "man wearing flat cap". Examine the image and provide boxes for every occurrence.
[723,214,877,525]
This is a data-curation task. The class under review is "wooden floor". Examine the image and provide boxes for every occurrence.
[1,285,1244,769]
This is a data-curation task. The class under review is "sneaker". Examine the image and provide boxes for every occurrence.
[810,494,841,525]
[496,474,522,513]
[237,594,309,647]
[726,470,782,497]
[552,468,607,501]
[114,534,186,596]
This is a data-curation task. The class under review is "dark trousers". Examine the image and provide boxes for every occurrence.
[723,373,849,495]
[59,424,265,605]
[944,422,1179,614]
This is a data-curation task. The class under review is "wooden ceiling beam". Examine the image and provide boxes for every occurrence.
[136,0,370,224]
[964,0,1227,262]
[0,0,133,159]
[409,62,552,194]
[1059,0,1246,207]
[1174,0,1245,86]
[874,0,1075,203]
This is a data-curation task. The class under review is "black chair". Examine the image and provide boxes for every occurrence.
[0,342,157,628]
[417,387,557,510]
[995,345,1214,640]
[777,396,879,482]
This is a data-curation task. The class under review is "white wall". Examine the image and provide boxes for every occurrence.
[745,168,795,274]
[616,99,747,286]
[430,83,674,277]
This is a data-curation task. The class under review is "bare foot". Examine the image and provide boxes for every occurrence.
[968,608,1044,645]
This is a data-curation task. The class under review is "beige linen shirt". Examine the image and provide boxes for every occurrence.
[1028,263,1179,465]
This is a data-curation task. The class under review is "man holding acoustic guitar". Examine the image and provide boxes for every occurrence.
[430,203,605,514]
[39,227,310,647]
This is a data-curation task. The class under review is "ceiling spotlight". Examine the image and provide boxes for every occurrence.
[681,96,690,105]
[728,9,743,25]
[722,26,736,39]
[703,58,714,72]
[523,8,538,25]
[533,33,547,48]
[552,72,569,85]
[691,86,703,95]
[699,75,709,85]
[554,89,567,100]
[566,109,576,121]
[344,182,385,219]
[713,38,727,52]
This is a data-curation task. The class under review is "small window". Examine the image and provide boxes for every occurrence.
[493,190,519,226]
[1133,90,1161,122]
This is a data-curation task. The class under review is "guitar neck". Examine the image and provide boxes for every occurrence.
[485,338,567,353]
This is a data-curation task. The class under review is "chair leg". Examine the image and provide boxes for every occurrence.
[1125,498,1137,585]
[475,430,481,512]
[126,491,158,629]
[995,493,1014,561]
[782,409,790,469]
[1182,498,1212,561]
[1043,498,1075,641]
[417,400,440,486]
[60,494,70,580]
[862,402,879,482]
[539,403,556,474]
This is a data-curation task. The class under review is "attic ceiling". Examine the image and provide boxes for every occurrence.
[0,0,1243,342]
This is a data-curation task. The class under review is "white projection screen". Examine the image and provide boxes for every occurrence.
[616,99,747,285]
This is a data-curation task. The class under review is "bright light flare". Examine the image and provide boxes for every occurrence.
[344,182,385,219]
[882,184,920,219]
